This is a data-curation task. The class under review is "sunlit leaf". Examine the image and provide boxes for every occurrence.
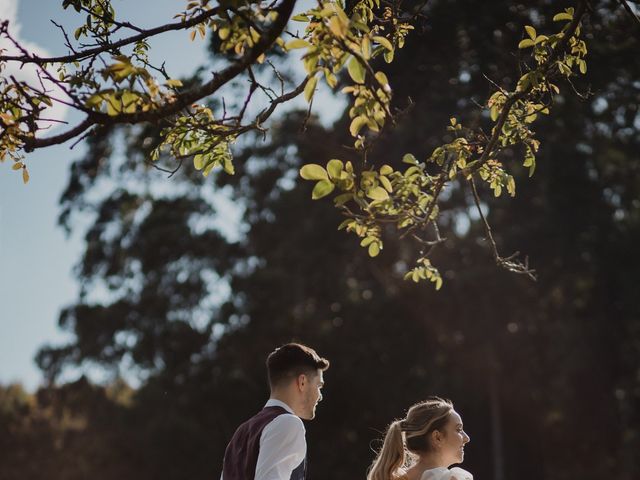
[300,164,329,181]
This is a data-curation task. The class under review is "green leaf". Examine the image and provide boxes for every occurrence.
[347,56,366,84]
[304,75,318,103]
[312,179,335,199]
[300,164,329,180]
[291,14,309,22]
[368,242,380,257]
[402,153,418,165]
[337,219,353,230]
[326,159,344,179]
[490,105,500,121]
[334,193,353,206]
[379,165,393,176]
[165,79,183,88]
[193,154,205,170]
[223,157,235,175]
[366,186,389,201]
[360,236,375,247]
[579,59,587,74]
[379,175,393,192]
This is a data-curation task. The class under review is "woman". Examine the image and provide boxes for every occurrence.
[367,397,472,480]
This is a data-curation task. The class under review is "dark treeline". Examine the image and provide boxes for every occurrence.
[1,1,638,479]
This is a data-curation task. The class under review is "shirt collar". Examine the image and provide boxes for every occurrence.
[265,398,295,414]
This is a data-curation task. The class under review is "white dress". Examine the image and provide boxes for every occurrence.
[419,467,473,480]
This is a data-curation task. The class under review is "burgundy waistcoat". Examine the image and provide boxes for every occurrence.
[222,406,307,480]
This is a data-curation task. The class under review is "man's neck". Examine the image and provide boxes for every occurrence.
[268,394,297,415]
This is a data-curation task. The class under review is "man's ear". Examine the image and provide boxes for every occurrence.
[295,373,307,391]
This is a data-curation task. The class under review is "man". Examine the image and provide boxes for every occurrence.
[220,343,330,480]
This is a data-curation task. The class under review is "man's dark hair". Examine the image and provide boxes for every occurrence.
[266,343,330,388]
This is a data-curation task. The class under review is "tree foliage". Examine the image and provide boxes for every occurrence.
[1,0,625,283]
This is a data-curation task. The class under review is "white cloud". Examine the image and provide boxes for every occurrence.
[0,0,69,133]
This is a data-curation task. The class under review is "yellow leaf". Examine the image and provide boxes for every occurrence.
[218,27,230,40]
[366,186,389,201]
[525,25,536,40]
[518,39,535,49]
[12,162,24,170]
[373,36,393,51]
[285,38,309,50]
[368,242,380,257]
[304,75,318,103]
[22,168,29,184]
[328,16,347,38]
[349,116,368,137]
[361,36,371,59]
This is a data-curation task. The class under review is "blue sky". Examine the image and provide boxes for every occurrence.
[0,0,340,390]
[0,0,210,390]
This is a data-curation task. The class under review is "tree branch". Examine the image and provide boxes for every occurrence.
[463,0,588,176]
[617,0,640,31]
[20,0,298,152]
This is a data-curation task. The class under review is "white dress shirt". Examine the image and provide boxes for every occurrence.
[220,399,306,480]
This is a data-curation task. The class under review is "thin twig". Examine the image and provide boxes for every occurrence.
[468,176,537,280]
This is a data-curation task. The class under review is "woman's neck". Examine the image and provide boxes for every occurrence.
[413,455,447,472]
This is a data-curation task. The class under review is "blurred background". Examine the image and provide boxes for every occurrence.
[1,1,639,480]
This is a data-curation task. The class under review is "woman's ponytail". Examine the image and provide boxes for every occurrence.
[367,420,406,480]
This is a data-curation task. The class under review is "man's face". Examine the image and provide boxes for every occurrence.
[300,369,324,420]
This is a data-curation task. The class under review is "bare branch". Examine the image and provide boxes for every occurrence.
[468,176,537,280]
[0,7,223,65]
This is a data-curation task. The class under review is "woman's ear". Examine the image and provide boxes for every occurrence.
[431,429,443,447]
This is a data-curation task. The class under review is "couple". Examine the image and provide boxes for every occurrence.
[220,343,472,480]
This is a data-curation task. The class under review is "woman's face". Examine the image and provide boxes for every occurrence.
[438,410,470,466]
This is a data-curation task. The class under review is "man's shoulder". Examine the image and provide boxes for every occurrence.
[266,412,305,433]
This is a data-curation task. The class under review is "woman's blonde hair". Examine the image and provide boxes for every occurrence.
[367,397,454,480]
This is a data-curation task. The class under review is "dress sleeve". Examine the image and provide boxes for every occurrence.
[255,414,307,480]
[449,467,473,480]
[420,468,473,480]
